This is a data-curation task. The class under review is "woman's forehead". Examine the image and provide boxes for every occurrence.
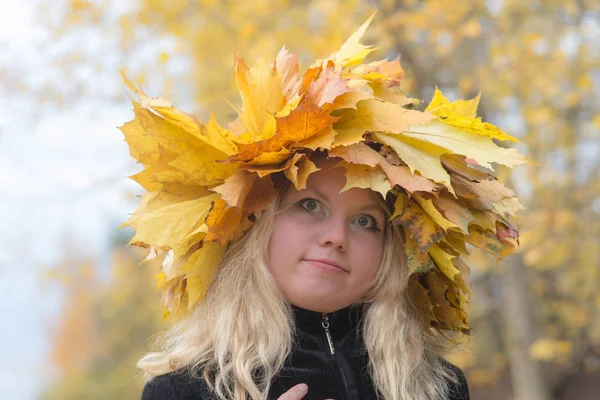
[286,164,383,207]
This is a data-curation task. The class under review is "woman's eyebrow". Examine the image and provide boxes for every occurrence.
[296,188,329,202]
[359,204,385,212]
[311,188,329,202]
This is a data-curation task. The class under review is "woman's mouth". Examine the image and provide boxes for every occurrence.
[302,259,347,273]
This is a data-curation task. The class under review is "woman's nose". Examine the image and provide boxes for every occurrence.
[317,216,348,251]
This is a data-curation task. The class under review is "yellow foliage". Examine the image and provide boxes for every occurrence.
[115,15,526,335]
[530,338,573,362]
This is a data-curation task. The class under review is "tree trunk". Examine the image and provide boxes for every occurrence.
[502,253,552,400]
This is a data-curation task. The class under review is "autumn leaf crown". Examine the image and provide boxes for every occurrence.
[119,13,527,333]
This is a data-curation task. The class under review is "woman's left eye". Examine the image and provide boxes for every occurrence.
[352,215,381,231]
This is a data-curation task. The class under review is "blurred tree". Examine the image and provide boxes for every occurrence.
[41,244,167,400]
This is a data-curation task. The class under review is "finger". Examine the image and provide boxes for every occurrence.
[277,383,308,400]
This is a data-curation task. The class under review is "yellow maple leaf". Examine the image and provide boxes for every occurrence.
[329,142,382,167]
[277,97,340,142]
[292,126,337,151]
[412,193,460,232]
[471,179,517,203]
[441,153,491,181]
[369,82,420,107]
[124,72,227,152]
[212,169,276,213]
[441,234,468,263]
[333,98,435,146]
[305,60,350,107]
[335,160,391,198]
[451,175,522,218]
[234,56,286,140]
[330,11,377,68]
[162,276,187,314]
[121,193,219,251]
[283,154,320,191]
[379,161,439,195]
[329,142,438,194]
[330,79,374,110]
[470,210,498,232]
[203,112,239,156]
[426,87,479,118]
[231,98,338,162]
[426,87,519,143]
[242,148,292,166]
[422,269,470,332]
[373,132,453,189]
[204,198,244,246]
[129,185,212,223]
[429,244,461,281]
[494,196,525,217]
[390,192,404,220]
[120,77,238,188]
[127,145,181,191]
[403,120,527,171]
[274,45,300,101]
[407,278,437,325]
[167,148,238,187]
[351,57,405,88]
[182,241,226,309]
[119,101,161,166]
[245,152,301,178]
[433,192,476,234]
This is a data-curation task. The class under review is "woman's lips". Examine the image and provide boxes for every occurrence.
[303,259,347,273]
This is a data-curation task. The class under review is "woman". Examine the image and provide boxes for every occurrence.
[120,14,524,400]
[139,156,469,400]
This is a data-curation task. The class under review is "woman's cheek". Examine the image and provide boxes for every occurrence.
[270,217,305,268]
[352,234,384,273]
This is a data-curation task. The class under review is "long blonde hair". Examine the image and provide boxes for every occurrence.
[137,183,457,400]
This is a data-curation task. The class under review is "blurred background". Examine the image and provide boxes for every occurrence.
[1,0,599,399]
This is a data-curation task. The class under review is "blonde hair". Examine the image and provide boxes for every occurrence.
[137,182,457,400]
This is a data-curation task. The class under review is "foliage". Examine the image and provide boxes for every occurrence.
[119,16,526,335]
[41,246,167,400]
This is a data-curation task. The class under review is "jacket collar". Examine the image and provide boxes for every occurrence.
[291,303,364,340]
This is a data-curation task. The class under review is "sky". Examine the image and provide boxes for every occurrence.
[0,1,142,398]
[0,105,138,399]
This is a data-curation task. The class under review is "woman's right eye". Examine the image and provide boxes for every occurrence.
[298,198,323,213]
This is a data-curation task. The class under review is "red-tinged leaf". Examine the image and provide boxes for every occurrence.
[392,193,446,253]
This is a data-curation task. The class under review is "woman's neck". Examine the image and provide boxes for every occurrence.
[290,303,364,340]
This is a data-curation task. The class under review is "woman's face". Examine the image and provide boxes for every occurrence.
[268,164,387,313]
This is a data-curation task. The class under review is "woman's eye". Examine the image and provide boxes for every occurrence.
[299,198,322,213]
[353,214,381,231]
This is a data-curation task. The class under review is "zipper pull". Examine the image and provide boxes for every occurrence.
[322,313,335,355]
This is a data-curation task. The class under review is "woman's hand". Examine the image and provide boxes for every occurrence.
[276,383,335,400]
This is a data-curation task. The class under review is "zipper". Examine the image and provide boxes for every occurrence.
[322,313,351,397]
[321,313,335,354]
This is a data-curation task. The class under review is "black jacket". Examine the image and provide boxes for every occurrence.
[142,304,469,399]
